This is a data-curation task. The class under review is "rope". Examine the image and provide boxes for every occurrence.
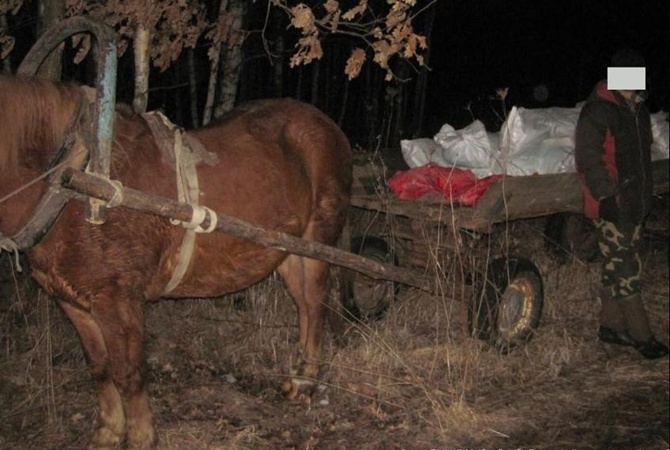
[0,162,70,274]
[0,233,23,273]
[105,179,125,208]
[81,171,125,208]
[0,161,67,206]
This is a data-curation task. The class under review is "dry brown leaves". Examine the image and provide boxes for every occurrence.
[64,0,207,71]
[283,0,428,80]
[2,0,429,80]
[0,0,24,60]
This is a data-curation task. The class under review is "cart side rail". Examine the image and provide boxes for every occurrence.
[350,158,670,232]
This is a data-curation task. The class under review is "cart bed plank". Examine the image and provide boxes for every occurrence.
[351,158,669,232]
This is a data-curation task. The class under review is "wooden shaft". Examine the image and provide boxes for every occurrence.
[61,168,432,291]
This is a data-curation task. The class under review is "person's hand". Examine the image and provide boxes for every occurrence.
[599,196,618,222]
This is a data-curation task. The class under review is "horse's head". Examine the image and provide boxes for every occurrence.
[0,76,90,237]
[0,75,87,175]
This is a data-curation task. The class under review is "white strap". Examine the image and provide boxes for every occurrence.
[184,205,218,233]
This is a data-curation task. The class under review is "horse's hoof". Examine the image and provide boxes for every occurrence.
[89,427,123,450]
[282,377,316,402]
[126,429,158,450]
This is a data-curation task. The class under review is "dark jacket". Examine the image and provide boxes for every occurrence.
[574,80,653,222]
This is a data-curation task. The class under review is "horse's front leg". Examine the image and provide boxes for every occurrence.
[59,293,156,450]
[277,256,330,400]
[58,301,126,449]
[97,295,156,450]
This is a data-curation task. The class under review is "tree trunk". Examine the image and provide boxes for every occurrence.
[203,0,228,126]
[337,78,349,128]
[411,4,436,137]
[37,0,64,79]
[172,64,184,126]
[295,66,303,100]
[324,43,332,111]
[202,45,221,126]
[366,65,383,148]
[1,15,12,73]
[187,48,199,127]
[133,24,150,113]
[272,33,284,97]
[215,0,245,118]
[310,59,320,105]
[392,63,410,144]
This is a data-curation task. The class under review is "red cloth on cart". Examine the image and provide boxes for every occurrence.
[387,165,501,205]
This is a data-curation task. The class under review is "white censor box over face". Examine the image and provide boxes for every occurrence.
[607,67,646,90]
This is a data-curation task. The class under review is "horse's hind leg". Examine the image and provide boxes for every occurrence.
[277,254,331,399]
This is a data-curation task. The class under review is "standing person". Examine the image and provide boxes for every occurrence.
[574,48,668,359]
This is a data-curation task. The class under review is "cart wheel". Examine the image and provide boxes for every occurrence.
[544,213,599,263]
[469,257,543,352]
[343,237,397,321]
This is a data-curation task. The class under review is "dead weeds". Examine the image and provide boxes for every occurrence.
[0,219,668,450]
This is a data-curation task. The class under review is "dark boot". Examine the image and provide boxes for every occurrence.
[619,294,669,360]
[598,287,635,347]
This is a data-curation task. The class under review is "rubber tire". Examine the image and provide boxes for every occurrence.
[469,257,544,353]
[343,237,397,321]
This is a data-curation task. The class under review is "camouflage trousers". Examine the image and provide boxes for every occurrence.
[593,218,643,298]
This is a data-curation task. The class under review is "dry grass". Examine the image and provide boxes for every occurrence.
[1,212,668,449]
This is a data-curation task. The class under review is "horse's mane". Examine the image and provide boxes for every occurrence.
[0,75,83,173]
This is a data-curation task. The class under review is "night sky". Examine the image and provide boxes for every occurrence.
[424,0,669,132]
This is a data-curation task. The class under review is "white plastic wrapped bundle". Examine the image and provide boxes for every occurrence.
[499,106,580,175]
[400,138,441,168]
[399,106,669,177]
[431,120,500,177]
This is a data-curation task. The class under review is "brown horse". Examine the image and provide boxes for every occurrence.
[0,75,352,449]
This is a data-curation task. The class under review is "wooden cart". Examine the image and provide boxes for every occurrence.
[342,157,669,350]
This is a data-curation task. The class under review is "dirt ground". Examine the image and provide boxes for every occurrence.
[0,212,668,450]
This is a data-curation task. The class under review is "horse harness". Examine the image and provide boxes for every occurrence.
[0,89,219,294]
[141,111,219,294]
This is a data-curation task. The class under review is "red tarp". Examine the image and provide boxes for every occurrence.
[387,165,502,206]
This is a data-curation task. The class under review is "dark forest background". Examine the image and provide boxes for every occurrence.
[3,0,668,152]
